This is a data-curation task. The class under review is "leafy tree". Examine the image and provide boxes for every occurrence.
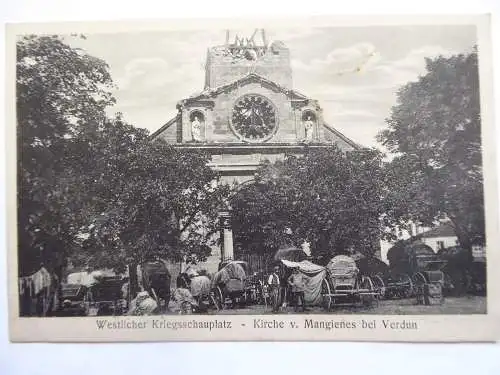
[66,116,230,272]
[230,147,386,261]
[377,49,484,254]
[17,34,115,277]
[17,34,230,280]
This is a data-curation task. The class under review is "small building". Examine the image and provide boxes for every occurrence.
[418,223,459,252]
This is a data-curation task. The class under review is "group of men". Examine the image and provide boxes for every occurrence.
[267,265,306,313]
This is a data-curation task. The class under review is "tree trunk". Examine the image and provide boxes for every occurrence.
[128,262,139,298]
[449,217,473,262]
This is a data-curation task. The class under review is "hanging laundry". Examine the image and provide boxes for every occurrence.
[31,267,52,295]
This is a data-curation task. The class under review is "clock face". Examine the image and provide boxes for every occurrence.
[231,94,277,142]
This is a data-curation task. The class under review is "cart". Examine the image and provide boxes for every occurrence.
[321,255,379,310]
[276,258,327,310]
[140,259,172,313]
[55,283,92,316]
[387,241,447,304]
[211,260,252,309]
[88,276,128,316]
[412,264,446,305]
[376,273,414,299]
[176,272,213,313]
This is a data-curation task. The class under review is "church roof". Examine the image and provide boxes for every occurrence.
[150,114,179,139]
[178,72,309,106]
[323,122,361,149]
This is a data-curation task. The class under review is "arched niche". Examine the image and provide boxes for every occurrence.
[300,109,317,142]
[188,109,206,142]
[301,110,317,123]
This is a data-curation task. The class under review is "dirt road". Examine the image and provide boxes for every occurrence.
[208,295,486,315]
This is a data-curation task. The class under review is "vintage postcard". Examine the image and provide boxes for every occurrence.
[6,15,500,342]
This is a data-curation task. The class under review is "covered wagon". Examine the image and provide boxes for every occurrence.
[211,260,249,309]
[138,259,172,313]
[279,259,328,308]
[387,241,446,305]
[321,255,379,310]
[176,264,213,312]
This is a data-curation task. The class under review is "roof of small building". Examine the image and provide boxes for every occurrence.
[419,223,456,238]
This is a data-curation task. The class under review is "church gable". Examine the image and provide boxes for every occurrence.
[168,73,351,146]
[152,30,360,153]
[181,73,307,105]
[177,74,309,144]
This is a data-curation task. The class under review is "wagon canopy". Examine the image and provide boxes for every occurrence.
[355,256,390,276]
[327,255,359,277]
[141,260,171,292]
[388,241,444,273]
[91,277,126,302]
[274,246,308,262]
[388,241,435,264]
[190,275,211,297]
[61,284,86,299]
[212,261,247,286]
[281,259,324,275]
[280,259,326,306]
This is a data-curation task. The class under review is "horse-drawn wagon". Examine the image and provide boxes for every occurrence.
[273,250,379,311]
[211,260,256,309]
[176,266,213,313]
[89,275,129,316]
[320,255,379,310]
[385,241,447,305]
[127,258,172,313]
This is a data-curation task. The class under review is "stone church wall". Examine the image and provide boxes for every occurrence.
[206,47,292,89]
[208,82,298,143]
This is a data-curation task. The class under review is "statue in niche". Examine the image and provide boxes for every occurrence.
[191,115,202,142]
[303,114,314,143]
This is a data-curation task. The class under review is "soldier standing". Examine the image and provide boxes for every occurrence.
[267,266,281,313]
[288,267,306,312]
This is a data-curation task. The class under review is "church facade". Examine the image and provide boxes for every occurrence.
[151,30,365,270]
[151,30,360,185]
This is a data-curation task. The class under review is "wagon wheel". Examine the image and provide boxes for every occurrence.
[401,274,414,298]
[374,275,386,300]
[321,278,332,311]
[257,280,265,305]
[413,272,427,286]
[212,286,224,310]
[240,289,248,308]
[82,291,90,316]
[209,291,220,312]
[360,276,376,307]
[412,272,426,305]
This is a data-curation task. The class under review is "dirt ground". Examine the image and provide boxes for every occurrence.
[208,295,487,315]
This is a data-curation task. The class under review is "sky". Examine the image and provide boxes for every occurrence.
[68,25,477,150]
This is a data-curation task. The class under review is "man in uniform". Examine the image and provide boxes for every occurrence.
[287,267,306,312]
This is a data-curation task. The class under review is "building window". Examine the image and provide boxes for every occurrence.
[437,241,445,250]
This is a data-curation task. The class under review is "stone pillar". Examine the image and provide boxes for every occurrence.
[219,211,234,261]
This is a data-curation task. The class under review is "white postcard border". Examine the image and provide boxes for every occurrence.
[6,14,500,343]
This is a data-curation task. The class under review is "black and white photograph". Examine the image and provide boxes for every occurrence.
[6,16,499,342]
